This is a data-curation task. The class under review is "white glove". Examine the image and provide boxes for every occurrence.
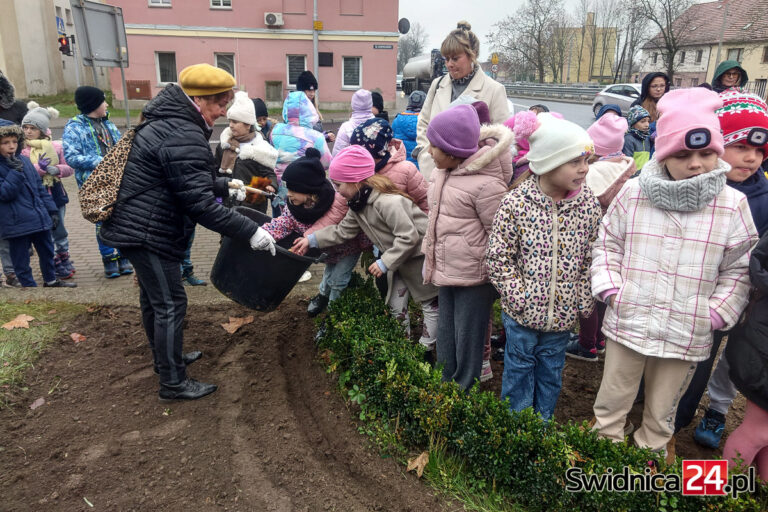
[230,179,244,188]
[229,188,246,201]
[249,227,276,256]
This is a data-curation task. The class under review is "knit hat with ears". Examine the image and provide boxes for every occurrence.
[426,104,480,158]
[587,114,628,156]
[655,88,724,162]
[227,91,256,126]
[518,113,594,175]
[716,90,768,160]
[22,102,59,134]
[282,148,327,194]
[329,145,375,183]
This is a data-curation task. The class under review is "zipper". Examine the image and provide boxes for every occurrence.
[545,200,559,330]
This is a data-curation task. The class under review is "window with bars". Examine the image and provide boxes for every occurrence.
[211,0,231,8]
[149,0,171,6]
[156,52,177,83]
[215,53,235,79]
[342,56,361,88]
[287,55,306,86]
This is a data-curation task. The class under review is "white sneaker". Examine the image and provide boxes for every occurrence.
[480,361,493,382]
[299,271,312,283]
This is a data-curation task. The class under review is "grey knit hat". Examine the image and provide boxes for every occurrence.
[21,102,59,133]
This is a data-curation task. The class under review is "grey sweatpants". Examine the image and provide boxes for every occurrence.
[436,283,498,391]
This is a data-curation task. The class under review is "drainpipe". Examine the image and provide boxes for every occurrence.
[714,0,729,70]
[313,0,318,79]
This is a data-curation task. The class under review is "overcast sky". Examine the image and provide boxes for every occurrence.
[397,0,521,61]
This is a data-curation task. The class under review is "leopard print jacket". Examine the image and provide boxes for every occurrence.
[487,174,603,332]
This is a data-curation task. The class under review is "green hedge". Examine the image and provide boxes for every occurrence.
[316,276,768,512]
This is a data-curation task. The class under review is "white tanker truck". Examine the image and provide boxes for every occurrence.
[401,49,446,95]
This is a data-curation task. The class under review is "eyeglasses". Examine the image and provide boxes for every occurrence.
[724,71,741,77]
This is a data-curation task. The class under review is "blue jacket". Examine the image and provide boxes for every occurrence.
[728,171,768,237]
[391,110,419,167]
[62,114,121,187]
[0,125,58,239]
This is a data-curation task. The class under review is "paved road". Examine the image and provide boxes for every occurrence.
[507,97,594,128]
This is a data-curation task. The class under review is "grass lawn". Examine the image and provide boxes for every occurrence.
[0,301,87,403]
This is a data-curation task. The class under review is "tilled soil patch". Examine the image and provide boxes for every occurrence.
[0,300,445,511]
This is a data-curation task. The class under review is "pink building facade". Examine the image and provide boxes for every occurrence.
[108,0,399,109]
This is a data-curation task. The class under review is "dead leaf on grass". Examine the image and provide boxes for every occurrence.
[221,316,254,334]
[2,314,35,330]
[30,397,46,410]
[407,451,429,478]
[47,309,57,315]
[70,333,87,343]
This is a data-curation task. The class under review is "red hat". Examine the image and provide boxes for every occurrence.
[717,90,768,161]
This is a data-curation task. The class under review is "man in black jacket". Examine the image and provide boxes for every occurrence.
[100,64,276,400]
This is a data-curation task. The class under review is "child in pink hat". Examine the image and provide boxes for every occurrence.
[292,145,439,351]
[591,87,758,462]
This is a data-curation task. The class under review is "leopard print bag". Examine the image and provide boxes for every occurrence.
[79,122,162,223]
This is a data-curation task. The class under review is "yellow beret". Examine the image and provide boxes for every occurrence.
[179,63,235,97]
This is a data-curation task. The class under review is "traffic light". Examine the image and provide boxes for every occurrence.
[58,35,72,56]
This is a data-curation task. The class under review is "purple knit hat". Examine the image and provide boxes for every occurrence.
[426,104,480,158]
[351,89,372,113]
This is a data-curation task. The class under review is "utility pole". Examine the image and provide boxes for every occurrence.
[714,0,729,69]
[69,34,82,87]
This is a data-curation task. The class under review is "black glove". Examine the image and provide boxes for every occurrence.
[50,213,60,230]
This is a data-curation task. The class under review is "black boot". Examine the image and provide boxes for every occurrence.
[44,279,77,288]
[159,378,217,401]
[307,293,329,317]
[154,351,203,374]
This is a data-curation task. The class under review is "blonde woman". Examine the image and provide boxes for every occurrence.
[413,21,509,180]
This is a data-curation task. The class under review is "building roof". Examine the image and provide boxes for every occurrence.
[643,0,768,49]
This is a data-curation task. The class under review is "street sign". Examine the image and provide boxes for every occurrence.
[56,16,66,35]
[313,20,323,31]
[69,0,129,67]
[373,44,393,50]
[491,53,499,65]
[491,64,499,73]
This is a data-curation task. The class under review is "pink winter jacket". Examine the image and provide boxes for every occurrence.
[422,124,515,287]
[21,140,74,178]
[377,139,429,213]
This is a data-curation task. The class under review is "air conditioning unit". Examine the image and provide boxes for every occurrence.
[265,12,284,26]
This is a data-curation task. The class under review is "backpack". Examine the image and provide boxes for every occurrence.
[78,122,164,223]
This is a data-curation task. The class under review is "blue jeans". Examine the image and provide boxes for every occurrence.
[0,237,14,275]
[95,222,121,259]
[181,229,195,277]
[501,312,570,420]
[51,205,69,253]
[318,253,359,301]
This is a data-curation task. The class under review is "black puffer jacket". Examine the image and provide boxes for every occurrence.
[726,232,768,413]
[100,84,258,261]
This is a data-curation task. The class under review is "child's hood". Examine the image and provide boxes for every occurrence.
[282,91,319,130]
[0,120,23,156]
[454,124,516,183]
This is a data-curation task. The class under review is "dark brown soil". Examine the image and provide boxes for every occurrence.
[481,346,746,460]
[0,300,446,511]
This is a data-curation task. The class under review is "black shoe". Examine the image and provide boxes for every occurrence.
[43,279,77,288]
[153,351,203,375]
[424,347,436,368]
[307,293,329,317]
[158,378,217,401]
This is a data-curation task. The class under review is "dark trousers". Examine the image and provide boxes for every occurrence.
[437,283,498,391]
[121,248,188,386]
[8,230,56,286]
[578,302,606,350]
[674,329,728,433]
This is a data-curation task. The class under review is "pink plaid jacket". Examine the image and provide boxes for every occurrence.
[591,172,758,362]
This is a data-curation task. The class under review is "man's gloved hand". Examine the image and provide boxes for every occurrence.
[38,153,50,170]
[50,213,60,230]
[229,187,246,201]
[249,227,276,256]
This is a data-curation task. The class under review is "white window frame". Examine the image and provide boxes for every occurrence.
[341,56,362,90]
[215,53,236,81]
[210,0,232,9]
[286,55,306,89]
[155,51,177,85]
[148,0,171,7]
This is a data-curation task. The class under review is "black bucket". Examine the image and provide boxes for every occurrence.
[210,207,326,311]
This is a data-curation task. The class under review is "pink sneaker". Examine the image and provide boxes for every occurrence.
[480,361,493,382]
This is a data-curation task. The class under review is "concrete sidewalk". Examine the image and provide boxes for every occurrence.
[2,177,326,306]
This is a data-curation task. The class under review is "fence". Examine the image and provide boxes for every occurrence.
[503,82,602,102]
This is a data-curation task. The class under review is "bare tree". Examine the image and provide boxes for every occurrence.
[397,22,429,73]
[546,10,575,83]
[637,0,697,81]
[613,1,648,82]
[488,0,566,83]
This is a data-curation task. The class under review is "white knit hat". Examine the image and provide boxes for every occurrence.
[526,113,595,175]
[227,90,256,126]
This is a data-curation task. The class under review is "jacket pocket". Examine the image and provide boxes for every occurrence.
[442,235,483,279]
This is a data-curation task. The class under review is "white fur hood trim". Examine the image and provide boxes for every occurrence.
[465,124,517,173]
[221,127,278,169]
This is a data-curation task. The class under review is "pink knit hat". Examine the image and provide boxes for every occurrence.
[587,114,628,156]
[329,145,375,183]
[655,88,725,161]
[426,104,480,158]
